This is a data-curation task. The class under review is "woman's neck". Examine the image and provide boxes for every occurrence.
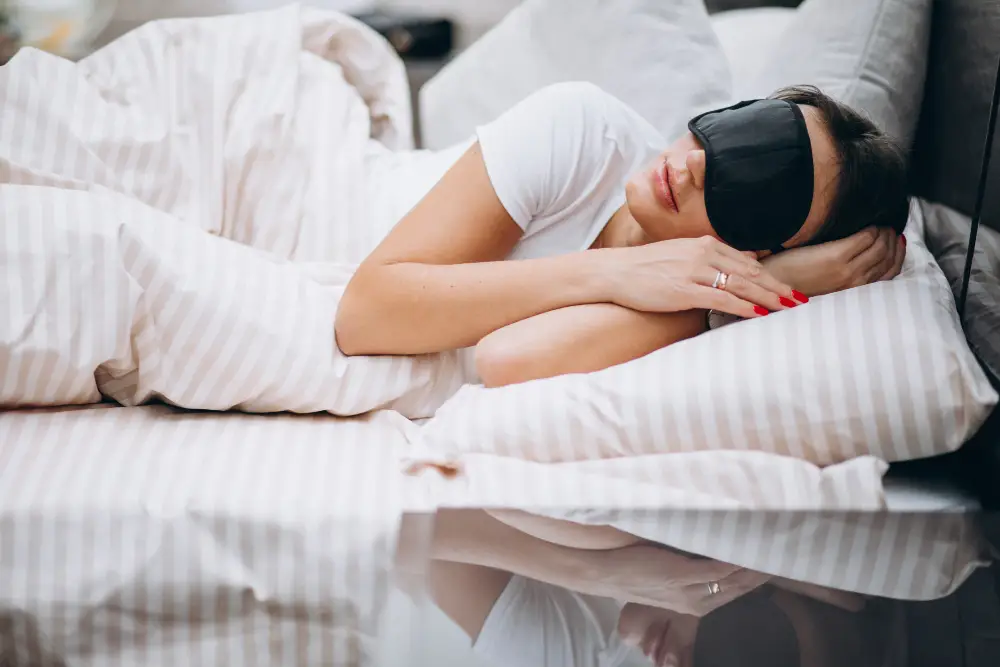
[592,204,652,249]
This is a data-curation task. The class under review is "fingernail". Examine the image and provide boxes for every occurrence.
[753,306,769,316]
[791,290,809,304]
[779,297,797,308]
[901,235,907,246]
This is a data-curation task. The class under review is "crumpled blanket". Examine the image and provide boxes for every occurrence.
[0,4,466,418]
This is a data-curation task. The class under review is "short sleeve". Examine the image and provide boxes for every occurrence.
[475,82,652,231]
[474,576,645,667]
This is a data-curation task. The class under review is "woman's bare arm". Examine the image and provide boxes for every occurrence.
[335,144,616,356]
[475,304,707,387]
[487,509,645,549]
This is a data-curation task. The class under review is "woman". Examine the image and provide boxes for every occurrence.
[336,82,908,388]
[380,81,910,666]
[408,508,894,667]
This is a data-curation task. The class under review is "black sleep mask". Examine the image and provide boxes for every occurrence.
[688,99,814,252]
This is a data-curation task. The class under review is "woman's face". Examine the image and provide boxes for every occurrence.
[624,105,841,253]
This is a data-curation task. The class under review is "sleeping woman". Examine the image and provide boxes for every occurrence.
[335,82,909,388]
[348,81,910,667]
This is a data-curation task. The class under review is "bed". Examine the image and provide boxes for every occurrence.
[2,1,1000,667]
[401,0,1000,665]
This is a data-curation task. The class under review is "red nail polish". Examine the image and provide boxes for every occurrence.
[901,235,907,246]
[779,297,797,308]
[753,306,769,316]
[791,290,809,304]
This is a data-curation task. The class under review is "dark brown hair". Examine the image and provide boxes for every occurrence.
[769,85,910,244]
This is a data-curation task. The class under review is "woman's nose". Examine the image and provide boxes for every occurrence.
[686,149,707,190]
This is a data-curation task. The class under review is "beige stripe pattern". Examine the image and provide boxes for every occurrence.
[419,224,998,467]
[414,451,989,601]
[0,5,465,419]
[0,406,987,667]
[0,405,419,667]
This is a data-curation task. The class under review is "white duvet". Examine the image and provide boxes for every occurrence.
[0,4,465,418]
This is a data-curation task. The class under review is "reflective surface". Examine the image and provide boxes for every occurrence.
[387,509,1000,667]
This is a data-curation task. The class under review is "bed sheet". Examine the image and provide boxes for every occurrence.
[0,405,425,667]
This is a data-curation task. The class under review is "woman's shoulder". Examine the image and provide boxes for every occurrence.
[478,82,665,169]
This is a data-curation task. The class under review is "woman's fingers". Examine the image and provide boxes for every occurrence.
[848,228,896,286]
[699,265,796,312]
[690,285,770,319]
[660,616,699,667]
[683,567,770,616]
[841,226,881,260]
[879,234,907,281]
[701,235,761,265]
[666,555,743,586]
[869,229,901,282]
[711,253,795,297]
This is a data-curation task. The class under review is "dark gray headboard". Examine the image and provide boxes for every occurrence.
[910,0,1000,228]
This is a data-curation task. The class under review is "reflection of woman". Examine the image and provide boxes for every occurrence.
[337,82,907,387]
[412,510,883,667]
[618,587,905,667]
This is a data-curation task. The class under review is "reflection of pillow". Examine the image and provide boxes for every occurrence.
[744,0,933,149]
[418,0,732,150]
[421,218,998,467]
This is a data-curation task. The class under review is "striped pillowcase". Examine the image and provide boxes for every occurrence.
[421,215,999,467]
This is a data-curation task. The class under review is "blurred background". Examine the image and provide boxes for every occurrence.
[0,0,522,59]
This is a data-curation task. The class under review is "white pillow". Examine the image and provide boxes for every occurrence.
[709,7,797,97]
[420,216,998,467]
[745,0,933,149]
[418,0,732,150]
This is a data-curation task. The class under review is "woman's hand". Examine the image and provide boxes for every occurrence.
[602,236,804,319]
[760,227,906,298]
[594,545,769,617]
[619,605,701,667]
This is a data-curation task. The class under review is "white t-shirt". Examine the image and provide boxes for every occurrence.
[364,81,664,260]
[475,81,666,260]
[474,575,649,667]
[362,82,665,381]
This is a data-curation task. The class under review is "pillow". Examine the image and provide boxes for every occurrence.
[920,199,1000,385]
[709,7,797,98]
[419,216,998,467]
[744,0,933,149]
[418,0,732,150]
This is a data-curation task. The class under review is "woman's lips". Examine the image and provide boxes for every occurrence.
[654,161,679,213]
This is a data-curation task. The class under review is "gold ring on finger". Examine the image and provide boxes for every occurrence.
[706,581,722,596]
